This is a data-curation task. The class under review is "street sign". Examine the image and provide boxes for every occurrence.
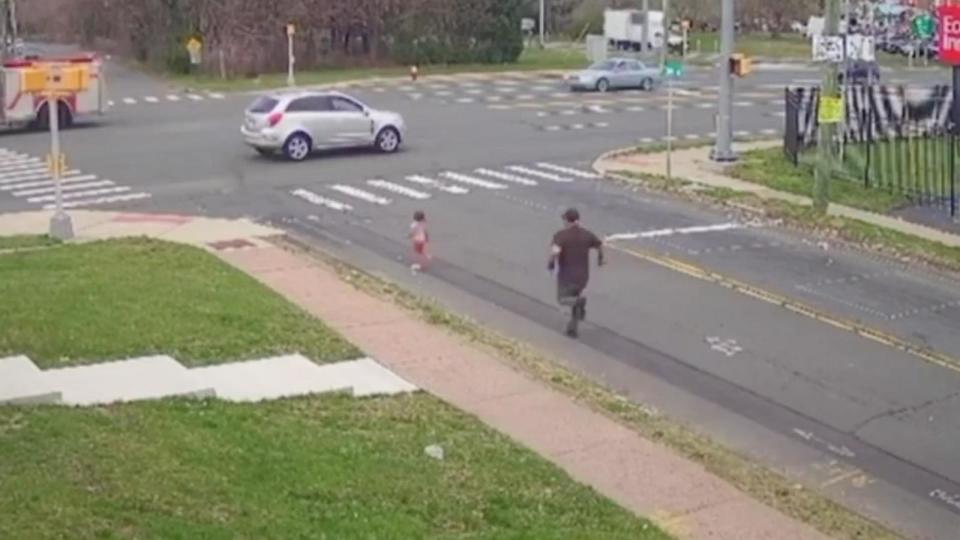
[812,34,875,63]
[913,13,935,40]
[938,6,960,65]
[818,95,843,124]
[521,18,535,32]
[185,37,202,65]
[812,35,844,63]
[286,23,296,37]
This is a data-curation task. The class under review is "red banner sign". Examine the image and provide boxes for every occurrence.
[939,5,960,65]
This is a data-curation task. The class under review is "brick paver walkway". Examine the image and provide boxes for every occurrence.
[222,244,827,540]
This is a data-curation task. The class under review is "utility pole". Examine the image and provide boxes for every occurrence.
[710,0,736,162]
[814,0,841,211]
[642,0,650,56]
[539,0,546,48]
[0,0,17,57]
[660,0,669,69]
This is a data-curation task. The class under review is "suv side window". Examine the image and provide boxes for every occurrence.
[286,96,332,112]
[331,97,364,113]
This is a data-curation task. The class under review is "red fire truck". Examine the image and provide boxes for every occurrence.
[0,52,106,130]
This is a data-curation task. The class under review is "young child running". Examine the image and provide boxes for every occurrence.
[409,210,430,272]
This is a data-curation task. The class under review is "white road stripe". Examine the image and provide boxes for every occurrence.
[440,171,507,190]
[544,125,562,131]
[144,96,159,103]
[0,157,37,168]
[291,188,353,211]
[570,123,585,130]
[685,134,702,140]
[0,164,47,177]
[506,165,572,183]
[535,163,599,179]
[123,98,137,105]
[405,175,469,194]
[330,184,391,205]
[0,174,97,191]
[187,94,204,101]
[44,192,151,210]
[474,168,538,186]
[0,170,83,186]
[28,185,130,203]
[455,97,475,103]
[107,100,115,107]
[761,128,779,135]
[166,95,181,102]
[14,180,114,197]
[697,102,714,109]
[366,179,431,200]
[207,92,225,99]
[734,101,754,107]
[605,222,746,241]
[592,122,609,128]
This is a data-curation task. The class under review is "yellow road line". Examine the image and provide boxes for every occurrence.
[609,243,960,375]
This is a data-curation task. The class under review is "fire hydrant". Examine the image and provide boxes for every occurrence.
[410,64,419,81]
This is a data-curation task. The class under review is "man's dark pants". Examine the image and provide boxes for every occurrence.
[557,280,586,335]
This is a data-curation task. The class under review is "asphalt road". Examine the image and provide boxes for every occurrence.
[3,53,960,538]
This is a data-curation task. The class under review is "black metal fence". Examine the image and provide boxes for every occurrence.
[783,85,958,217]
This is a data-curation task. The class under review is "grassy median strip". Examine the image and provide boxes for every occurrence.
[0,235,60,252]
[171,46,587,92]
[0,237,359,367]
[0,394,666,539]
[279,240,901,540]
[729,147,910,214]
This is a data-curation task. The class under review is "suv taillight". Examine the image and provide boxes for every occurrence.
[268,112,283,127]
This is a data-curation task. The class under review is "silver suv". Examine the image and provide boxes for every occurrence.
[241,90,406,161]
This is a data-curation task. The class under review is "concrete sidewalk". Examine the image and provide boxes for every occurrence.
[595,142,960,249]
[0,209,827,539]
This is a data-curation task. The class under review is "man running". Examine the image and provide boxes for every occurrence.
[548,208,604,338]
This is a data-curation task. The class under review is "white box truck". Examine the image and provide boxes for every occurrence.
[604,9,680,51]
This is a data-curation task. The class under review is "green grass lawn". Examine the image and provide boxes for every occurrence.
[0,235,59,251]
[0,394,667,539]
[172,46,588,92]
[730,147,911,214]
[0,238,359,367]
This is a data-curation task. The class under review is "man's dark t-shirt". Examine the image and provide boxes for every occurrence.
[553,226,602,290]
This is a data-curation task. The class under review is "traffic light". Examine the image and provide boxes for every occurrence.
[729,53,752,78]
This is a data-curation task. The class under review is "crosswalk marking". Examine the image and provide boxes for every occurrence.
[208,92,225,100]
[166,95,181,102]
[330,184,391,205]
[0,164,46,177]
[0,174,97,191]
[28,185,129,203]
[474,168,538,186]
[45,192,151,210]
[0,171,83,187]
[144,96,159,103]
[366,179,431,200]
[506,166,572,183]
[405,175,469,194]
[123,98,136,105]
[187,94,204,101]
[440,172,508,190]
[0,156,35,167]
[535,162,600,179]
[14,180,115,197]
[292,188,353,211]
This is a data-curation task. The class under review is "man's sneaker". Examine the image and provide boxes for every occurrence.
[575,297,587,321]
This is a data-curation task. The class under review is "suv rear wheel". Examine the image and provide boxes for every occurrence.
[283,133,312,161]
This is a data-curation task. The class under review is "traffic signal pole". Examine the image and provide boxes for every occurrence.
[710,0,736,162]
[814,0,841,212]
